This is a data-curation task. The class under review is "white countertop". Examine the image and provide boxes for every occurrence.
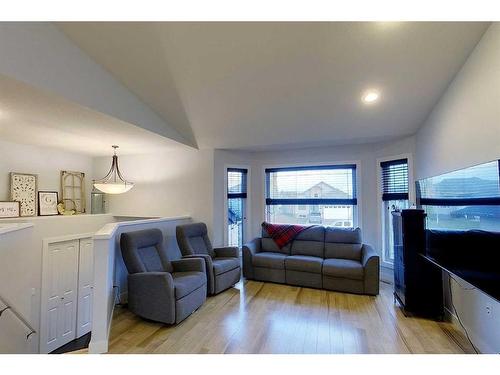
[0,223,34,235]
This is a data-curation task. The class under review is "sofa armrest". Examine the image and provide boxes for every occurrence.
[242,238,261,279]
[361,244,380,295]
[214,246,240,258]
[127,272,176,323]
[243,238,261,254]
[172,258,206,273]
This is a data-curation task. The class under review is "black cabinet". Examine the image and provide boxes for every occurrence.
[392,209,443,319]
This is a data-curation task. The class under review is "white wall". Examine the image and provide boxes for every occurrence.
[0,214,116,353]
[213,136,416,253]
[0,23,191,147]
[415,23,500,353]
[92,147,215,235]
[0,139,94,213]
[416,23,500,179]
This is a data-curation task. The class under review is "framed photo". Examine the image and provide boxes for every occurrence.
[61,171,86,213]
[38,191,59,216]
[10,172,38,217]
[0,201,20,218]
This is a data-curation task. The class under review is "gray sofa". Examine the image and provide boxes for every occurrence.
[176,223,241,295]
[242,226,379,295]
[120,228,207,324]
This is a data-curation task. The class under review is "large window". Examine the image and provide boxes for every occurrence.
[265,164,357,226]
[381,158,409,263]
[417,160,500,232]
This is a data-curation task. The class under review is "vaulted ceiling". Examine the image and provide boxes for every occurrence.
[57,22,489,151]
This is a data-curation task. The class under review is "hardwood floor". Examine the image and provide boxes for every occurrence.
[107,280,474,354]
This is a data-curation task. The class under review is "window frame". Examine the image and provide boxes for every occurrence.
[262,161,361,228]
[377,153,415,269]
[223,164,251,247]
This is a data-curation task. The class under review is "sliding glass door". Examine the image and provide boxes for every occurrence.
[227,168,248,247]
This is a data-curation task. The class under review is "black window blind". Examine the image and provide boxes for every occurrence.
[265,164,357,206]
[381,158,409,201]
[227,168,247,199]
[417,160,500,206]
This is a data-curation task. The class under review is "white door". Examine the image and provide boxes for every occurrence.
[41,240,79,353]
[77,238,93,337]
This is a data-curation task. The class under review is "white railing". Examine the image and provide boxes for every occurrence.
[0,295,36,353]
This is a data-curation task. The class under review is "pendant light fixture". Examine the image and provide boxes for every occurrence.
[93,145,134,194]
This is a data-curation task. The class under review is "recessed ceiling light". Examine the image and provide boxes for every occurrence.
[362,90,380,104]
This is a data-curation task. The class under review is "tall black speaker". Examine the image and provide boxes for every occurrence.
[392,209,443,319]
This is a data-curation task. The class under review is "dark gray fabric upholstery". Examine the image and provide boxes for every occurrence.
[121,229,172,273]
[213,257,240,275]
[176,223,215,257]
[175,284,207,324]
[214,246,239,258]
[261,228,291,254]
[323,276,364,294]
[182,254,215,294]
[286,270,322,288]
[361,244,380,295]
[290,226,325,257]
[242,238,260,279]
[176,222,241,295]
[214,267,241,294]
[127,272,175,324]
[254,267,286,283]
[120,229,206,324]
[324,227,363,260]
[252,252,287,269]
[243,226,379,295]
[172,271,207,299]
[322,258,364,280]
[285,255,323,273]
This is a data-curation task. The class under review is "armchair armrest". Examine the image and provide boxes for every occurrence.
[242,238,261,279]
[127,272,176,323]
[214,246,239,258]
[182,254,215,294]
[172,258,206,273]
[361,244,380,295]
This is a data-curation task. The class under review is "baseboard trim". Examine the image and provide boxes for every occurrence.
[88,287,118,354]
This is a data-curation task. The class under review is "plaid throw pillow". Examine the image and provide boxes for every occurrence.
[262,222,310,248]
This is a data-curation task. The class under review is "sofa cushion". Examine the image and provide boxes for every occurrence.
[290,226,325,257]
[324,227,362,260]
[212,257,240,275]
[261,228,291,255]
[252,252,287,269]
[322,258,364,280]
[172,271,206,299]
[285,255,323,273]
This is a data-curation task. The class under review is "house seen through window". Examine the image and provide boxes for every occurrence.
[265,165,357,227]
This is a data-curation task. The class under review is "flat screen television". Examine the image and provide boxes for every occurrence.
[416,160,500,302]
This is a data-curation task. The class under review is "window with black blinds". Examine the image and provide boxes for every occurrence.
[416,160,500,206]
[381,159,409,201]
[227,168,247,199]
[265,164,357,206]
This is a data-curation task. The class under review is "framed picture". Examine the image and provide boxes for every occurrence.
[0,201,20,218]
[10,172,38,217]
[38,191,59,216]
[61,171,86,213]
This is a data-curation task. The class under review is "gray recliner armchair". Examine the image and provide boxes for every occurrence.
[176,223,241,295]
[120,228,207,324]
